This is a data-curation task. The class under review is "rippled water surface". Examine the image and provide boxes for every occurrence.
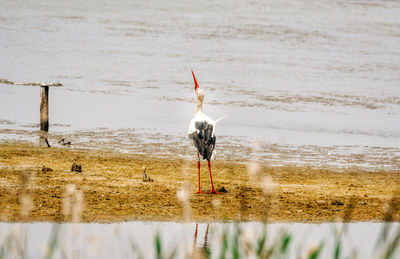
[1,0,399,170]
[1,222,399,258]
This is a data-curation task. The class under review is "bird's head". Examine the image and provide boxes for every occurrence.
[196,88,204,100]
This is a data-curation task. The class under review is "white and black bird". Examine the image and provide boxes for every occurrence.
[188,70,224,194]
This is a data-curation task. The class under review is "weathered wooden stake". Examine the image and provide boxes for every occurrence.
[0,78,62,147]
[39,86,49,147]
[40,86,49,131]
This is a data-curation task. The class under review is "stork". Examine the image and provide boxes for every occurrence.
[188,70,221,194]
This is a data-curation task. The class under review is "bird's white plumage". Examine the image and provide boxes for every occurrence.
[188,111,216,136]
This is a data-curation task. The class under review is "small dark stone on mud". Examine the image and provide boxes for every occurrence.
[58,139,72,146]
[41,166,53,173]
[331,200,344,206]
[218,186,227,193]
[71,161,82,173]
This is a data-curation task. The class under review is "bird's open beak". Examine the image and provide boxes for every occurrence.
[191,70,199,92]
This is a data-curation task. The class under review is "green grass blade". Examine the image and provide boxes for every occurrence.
[280,233,291,254]
[382,228,400,259]
[219,228,228,259]
[256,225,267,256]
[308,243,323,259]
[155,232,162,259]
[45,224,61,259]
[334,238,341,259]
[232,225,240,259]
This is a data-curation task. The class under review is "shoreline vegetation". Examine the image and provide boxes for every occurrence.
[0,142,398,223]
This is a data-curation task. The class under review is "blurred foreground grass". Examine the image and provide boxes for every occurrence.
[1,220,399,258]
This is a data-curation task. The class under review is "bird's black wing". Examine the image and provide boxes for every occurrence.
[188,121,216,161]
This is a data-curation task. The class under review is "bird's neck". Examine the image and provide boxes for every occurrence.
[195,97,203,114]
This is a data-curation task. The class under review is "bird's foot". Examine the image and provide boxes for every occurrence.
[210,189,220,194]
[195,190,204,194]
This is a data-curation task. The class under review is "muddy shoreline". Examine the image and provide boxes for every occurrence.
[0,142,398,223]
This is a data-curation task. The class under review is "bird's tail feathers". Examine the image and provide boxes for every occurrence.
[215,115,227,124]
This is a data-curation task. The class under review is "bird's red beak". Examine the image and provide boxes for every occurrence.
[191,70,199,91]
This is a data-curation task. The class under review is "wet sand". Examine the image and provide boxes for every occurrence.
[0,142,398,223]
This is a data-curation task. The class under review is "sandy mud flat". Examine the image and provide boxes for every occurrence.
[0,142,398,223]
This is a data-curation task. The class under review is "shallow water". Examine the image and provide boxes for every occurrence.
[0,0,399,170]
[0,221,399,258]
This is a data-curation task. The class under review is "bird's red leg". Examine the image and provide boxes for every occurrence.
[208,160,219,194]
[195,153,204,194]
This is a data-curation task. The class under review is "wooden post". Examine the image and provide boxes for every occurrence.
[40,85,49,131]
[0,78,62,147]
[39,85,50,147]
